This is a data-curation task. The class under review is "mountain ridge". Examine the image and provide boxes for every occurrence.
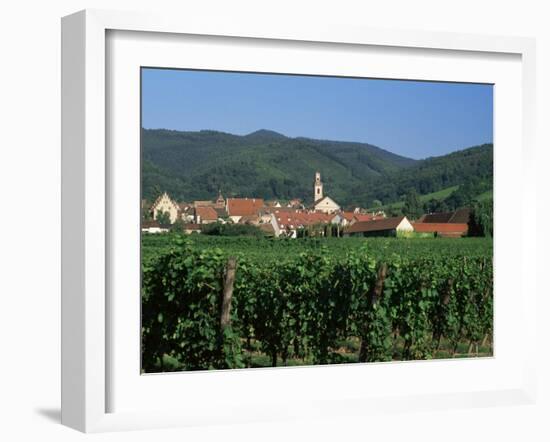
[141,128,492,208]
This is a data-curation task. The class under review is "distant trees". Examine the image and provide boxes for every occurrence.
[402,189,423,220]
[156,210,171,226]
[151,184,163,201]
[201,222,265,237]
[468,200,493,237]
[171,218,186,232]
[423,198,449,214]
[444,179,491,211]
[141,201,153,221]
[372,199,382,208]
[141,128,493,208]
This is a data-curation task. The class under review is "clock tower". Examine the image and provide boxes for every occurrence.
[314,171,323,202]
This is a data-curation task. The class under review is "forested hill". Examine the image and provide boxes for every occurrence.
[352,143,493,208]
[141,128,492,207]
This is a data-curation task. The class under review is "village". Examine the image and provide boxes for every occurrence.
[141,172,470,238]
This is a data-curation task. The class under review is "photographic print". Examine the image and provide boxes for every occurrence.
[140,68,493,373]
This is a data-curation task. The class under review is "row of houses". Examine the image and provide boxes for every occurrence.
[344,213,469,238]
[143,198,469,239]
[142,209,469,238]
[143,192,385,237]
[148,192,271,225]
[142,172,470,238]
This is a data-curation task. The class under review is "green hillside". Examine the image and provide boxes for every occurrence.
[381,185,460,210]
[476,190,493,201]
[141,128,493,208]
[142,129,417,204]
[349,143,493,207]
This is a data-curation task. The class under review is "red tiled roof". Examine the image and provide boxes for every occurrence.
[227,198,264,216]
[449,208,471,224]
[341,211,356,221]
[195,206,218,221]
[413,223,468,235]
[345,216,407,234]
[417,212,454,223]
[274,210,333,229]
[214,207,228,217]
[417,208,471,225]
[353,213,385,222]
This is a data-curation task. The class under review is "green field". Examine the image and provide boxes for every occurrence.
[142,232,492,264]
[141,233,493,372]
[371,185,493,213]
[476,189,493,201]
[383,185,460,210]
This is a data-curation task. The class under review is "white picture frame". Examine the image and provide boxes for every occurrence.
[61,9,537,433]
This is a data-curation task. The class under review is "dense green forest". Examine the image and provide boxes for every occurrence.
[141,128,492,209]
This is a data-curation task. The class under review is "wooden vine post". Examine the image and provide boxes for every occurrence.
[359,262,388,362]
[369,262,388,307]
[434,278,453,352]
[221,257,237,331]
[214,256,238,368]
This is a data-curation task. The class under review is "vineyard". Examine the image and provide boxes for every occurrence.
[141,234,493,372]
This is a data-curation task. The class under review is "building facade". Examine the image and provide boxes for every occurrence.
[151,192,180,224]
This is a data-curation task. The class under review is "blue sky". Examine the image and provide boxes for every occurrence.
[141,68,493,160]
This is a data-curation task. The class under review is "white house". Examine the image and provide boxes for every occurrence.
[312,172,341,213]
[151,192,180,224]
[314,195,341,214]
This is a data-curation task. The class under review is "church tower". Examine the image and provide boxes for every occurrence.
[314,171,323,202]
[215,189,225,209]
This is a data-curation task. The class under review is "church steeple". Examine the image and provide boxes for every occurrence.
[215,188,225,208]
[314,171,323,202]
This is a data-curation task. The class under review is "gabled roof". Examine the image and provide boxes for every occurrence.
[150,192,179,211]
[448,208,471,223]
[227,198,264,216]
[418,207,472,224]
[214,207,228,218]
[413,223,468,234]
[314,195,340,207]
[353,213,385,223]
[417,212,454,223]
[345,216,407,234]
[195,206,218,221]
[341,211,356,221]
